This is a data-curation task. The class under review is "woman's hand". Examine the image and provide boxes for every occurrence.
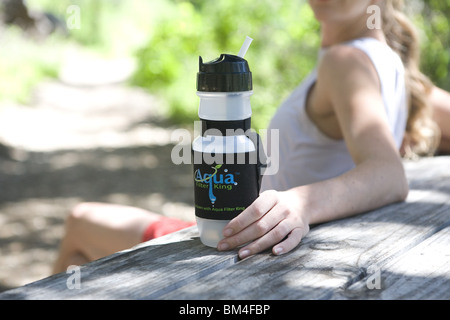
[217,189,311,259]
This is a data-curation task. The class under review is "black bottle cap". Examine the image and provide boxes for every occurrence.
[197,54,252,92]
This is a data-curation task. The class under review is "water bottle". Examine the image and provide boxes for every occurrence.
[192,49,263,248]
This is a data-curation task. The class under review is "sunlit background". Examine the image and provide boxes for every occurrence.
[0,0,448,291]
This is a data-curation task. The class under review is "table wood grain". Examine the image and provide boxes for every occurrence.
[1,156,449,300]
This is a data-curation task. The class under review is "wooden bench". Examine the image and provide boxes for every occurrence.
[1,156,449,301]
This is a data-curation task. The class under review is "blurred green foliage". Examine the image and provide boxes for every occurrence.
[25,0,156,54]
[1,0,449,130]
[132,0,320,129]
[0,28,62,104]
[0,0,155,103]
[132,0,450,129]
[416,0,450,90]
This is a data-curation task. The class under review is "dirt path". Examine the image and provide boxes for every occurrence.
[0,61,195,292]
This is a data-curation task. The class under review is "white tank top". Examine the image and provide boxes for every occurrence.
[261,37,407,192]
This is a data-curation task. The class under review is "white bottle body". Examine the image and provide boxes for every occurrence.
[193,91,256,248]
[197,91,253,121]
[192,135,256,247]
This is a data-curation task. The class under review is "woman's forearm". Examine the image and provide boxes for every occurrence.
[217,156,409,258]
[293,157,409,225]
[431,87,450,153]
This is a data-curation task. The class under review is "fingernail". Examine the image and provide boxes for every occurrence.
[239,249,251,259]
[273,247,284,255]
[223,228,233,237]
[218,242,229,251]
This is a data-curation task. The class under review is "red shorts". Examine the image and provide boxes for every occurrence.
[142,216,196,242]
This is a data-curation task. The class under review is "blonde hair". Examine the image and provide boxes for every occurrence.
[382,0,440,158]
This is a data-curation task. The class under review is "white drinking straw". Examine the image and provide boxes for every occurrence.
[237,36,253,58]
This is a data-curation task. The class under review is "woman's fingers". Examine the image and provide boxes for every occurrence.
[272,225,309,256]
[217,189,310,258]
[221,190,279,238]
[218,198,287,251]
[237,219,294,259]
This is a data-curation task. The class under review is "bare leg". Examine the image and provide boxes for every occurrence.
[52,203,160,274]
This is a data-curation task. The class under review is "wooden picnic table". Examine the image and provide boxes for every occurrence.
[1,156,449,301]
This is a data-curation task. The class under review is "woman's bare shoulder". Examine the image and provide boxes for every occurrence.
[318,43,380,94]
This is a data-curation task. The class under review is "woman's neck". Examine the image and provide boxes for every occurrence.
[320,18,386,48]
